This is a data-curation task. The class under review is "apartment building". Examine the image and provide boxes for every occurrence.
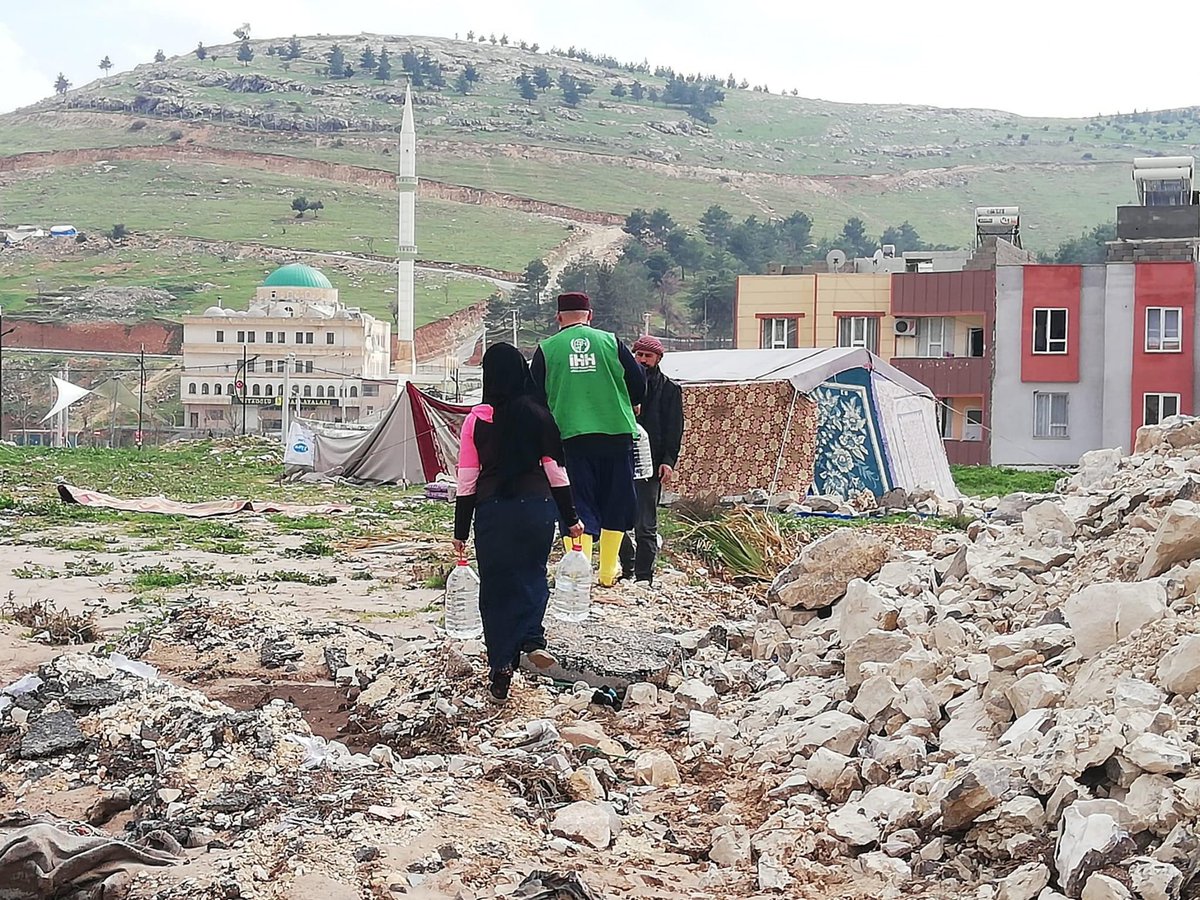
[736,237,1033,464]
[991,157,1200,465]
[180,264,394,434]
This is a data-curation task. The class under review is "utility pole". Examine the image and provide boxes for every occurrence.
[240,344,248,436]
[510,309,518,348]
[281,352,294,447]
[136,344,145,450]
[108,373,119,449]
[643,312,652,336]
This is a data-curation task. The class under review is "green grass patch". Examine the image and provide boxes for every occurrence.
[11,558,114,579]
[284,538,334,558]
[952,465,1062,498]
[259,569,338,586]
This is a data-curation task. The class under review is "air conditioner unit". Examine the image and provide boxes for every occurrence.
[893,318,918,336]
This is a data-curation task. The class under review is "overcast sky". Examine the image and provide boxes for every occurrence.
[1,1,1195,118]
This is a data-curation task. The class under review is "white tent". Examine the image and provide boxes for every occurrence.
[659,347,958,500]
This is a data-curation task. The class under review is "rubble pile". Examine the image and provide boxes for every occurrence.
[10,421,1200,897]
[660,418,1200,898]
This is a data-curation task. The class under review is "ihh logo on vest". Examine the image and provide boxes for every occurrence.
[568,337,596,373]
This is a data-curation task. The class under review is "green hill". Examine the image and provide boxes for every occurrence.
[1,33,1197,321]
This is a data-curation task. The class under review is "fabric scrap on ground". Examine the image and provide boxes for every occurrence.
[56,483,352,517]
[0,812,183,900]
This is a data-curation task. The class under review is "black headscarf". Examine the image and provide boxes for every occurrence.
[481,343,561,493]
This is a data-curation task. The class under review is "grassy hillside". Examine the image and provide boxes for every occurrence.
[1,33,1198,325]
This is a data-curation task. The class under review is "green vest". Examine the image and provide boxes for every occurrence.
[540,325,637,440]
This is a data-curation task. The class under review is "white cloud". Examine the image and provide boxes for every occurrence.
[0,23,56,114]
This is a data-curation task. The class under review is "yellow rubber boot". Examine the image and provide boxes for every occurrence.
[563,534,594,559]
[598,529,624,586]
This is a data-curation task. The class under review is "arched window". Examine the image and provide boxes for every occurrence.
[201,383,210,395]
[349,386,358,398]
[266,384,274,397]
[328,385,337,398]
[227,383,235,396]
[316,385,325,398]
[188,382,196,395]
[303,385,311,397]
[214,383,222,395]
[252,384,261,396]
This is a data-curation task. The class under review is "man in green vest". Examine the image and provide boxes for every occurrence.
[531,292,646,586]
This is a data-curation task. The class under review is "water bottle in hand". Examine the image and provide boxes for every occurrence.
[633,424,654,481]
[444,558,483,640]
[549,541,593,623]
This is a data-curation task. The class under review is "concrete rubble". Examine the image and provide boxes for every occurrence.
[9,416,1200,897]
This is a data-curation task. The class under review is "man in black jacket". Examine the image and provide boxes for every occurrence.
[620,335,684,585]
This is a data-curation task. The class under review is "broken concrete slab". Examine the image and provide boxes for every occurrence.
[532,620,682,688]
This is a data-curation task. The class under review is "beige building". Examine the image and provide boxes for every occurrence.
[180,264,395,434]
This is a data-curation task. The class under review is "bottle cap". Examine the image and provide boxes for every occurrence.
[571,541,582,551]
[456,557,468,566]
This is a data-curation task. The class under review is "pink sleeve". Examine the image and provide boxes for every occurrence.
[458,414,480,468]
[541,457,570,488]
[457,415,480,495]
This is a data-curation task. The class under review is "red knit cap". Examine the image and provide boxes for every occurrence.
[556,292,592,312]
[632,335,665,358]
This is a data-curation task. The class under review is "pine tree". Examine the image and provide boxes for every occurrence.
[326,44,345,78]
[54,73,70,95]
[99,55,113,74]
[375,48,391,81]
[154,50,166,63]
[195,43,207,61]
[286,35,302,59]
[237,39,254,66]
[516,74,537,103]
[359,46,377,71]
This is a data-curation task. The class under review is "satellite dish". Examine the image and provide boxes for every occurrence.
[826,249,847,272]
[872,249,884,270]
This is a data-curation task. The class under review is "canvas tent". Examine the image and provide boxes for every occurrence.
[659,347,958,500]
[296,382,469,484]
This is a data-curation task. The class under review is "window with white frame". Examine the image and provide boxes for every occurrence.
[215,330,225,343]
[265,360,274,374]
[1033,391,1069,438]
[837,316,879,353]
[964,408,983,442]
[917,317,948,358]
[759,317,798,349]
[1146,307,1182,352]
[1032,308,1068,354]
[1144,392,1181,426]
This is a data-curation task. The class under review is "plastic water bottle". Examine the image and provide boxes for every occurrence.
[633,424,654,481]
[444,559,483,640]
[549,542,593,622]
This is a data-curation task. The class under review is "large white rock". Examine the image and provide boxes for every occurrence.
[1128,857,1184,900]
[633,749,681,787]
[897,678,940,724]
[1081,874,1132,900]
[844,630,915,688]
[1055,806,1136,898]
[672,679,719,716]
[1024,500,1077,538]
[806,747,856,794]
[550,800,621,849]
[1156,634,1200,695]
[998,862,1051,900]
[1125,774,1181,836]
[826,805,881,846]
[1124,733,1191,775]
[838,579,896,647]
[768,528,890,610]
[1063,581,1168,659]
[792,711,867,756]
[688,711,739,745]
[709,824,751,867]
[1007,672,1068,718]
[853,674,901,721]
[1137,500,1200,579]
[987,625,1074,670]
[939,690,996,755]
[566,767,607,802]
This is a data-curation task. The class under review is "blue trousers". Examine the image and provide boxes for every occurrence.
[473,496,557,673]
